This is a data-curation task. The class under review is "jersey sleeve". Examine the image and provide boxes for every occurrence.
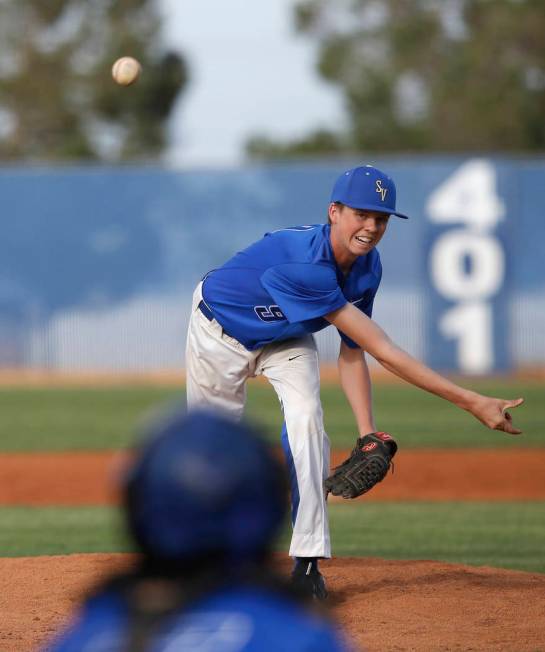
[260,263,346,323]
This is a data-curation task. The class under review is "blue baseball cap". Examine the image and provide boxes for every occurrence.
[330,165,409,219]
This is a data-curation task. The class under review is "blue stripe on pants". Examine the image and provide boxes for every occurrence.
[281,421,300,525]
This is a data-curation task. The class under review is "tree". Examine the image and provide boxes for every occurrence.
[0,0,187,162]
[247,0,545,158]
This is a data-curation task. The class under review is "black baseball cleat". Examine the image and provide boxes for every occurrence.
[291,559,328,601]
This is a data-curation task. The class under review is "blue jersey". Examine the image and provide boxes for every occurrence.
[202,224,382,350]
[44,585,353,652]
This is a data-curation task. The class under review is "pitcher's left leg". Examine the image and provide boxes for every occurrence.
[259,336,331,558]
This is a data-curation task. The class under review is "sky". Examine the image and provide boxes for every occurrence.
[158,0,345,167]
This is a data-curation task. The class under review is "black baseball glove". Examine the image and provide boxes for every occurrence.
[324,432,397,499]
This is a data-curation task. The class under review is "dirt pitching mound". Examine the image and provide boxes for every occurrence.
[1,553,544,652]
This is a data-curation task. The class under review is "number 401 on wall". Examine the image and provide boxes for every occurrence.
[426,160,507,374]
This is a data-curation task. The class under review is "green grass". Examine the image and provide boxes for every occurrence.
[0,386,182,451]
[1,502,544,573]
[318,378,544,449]
[0,506,130,557]
[0,378,542,451]
[1,379,541,574]
[327,502,545,573]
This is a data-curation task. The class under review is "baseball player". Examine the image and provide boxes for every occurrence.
[44,409,353,652]
[185,164,524,599]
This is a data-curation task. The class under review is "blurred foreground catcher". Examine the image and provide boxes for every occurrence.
[43,409,353,652]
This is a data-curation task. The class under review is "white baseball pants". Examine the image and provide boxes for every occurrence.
[185,283,331,558]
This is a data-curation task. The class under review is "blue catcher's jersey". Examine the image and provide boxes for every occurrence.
[202,224,382,350]
[44,585,353,652]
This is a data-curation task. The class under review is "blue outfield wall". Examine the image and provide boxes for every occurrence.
[1,157,544,373]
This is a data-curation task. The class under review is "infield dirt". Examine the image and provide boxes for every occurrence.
[1,448,545,504]
[1,553,545,652]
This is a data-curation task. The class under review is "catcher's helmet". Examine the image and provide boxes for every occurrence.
[124,408,286,563]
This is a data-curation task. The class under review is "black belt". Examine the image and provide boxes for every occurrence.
[198,300,214,321]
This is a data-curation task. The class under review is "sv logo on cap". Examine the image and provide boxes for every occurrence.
[376,180,388,202]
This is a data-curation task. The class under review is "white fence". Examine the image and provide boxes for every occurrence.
[22,290,426,371]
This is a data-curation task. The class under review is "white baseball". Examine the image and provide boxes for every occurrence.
[112,57,142,86]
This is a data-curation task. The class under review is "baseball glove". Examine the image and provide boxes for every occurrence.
[324,432,397,499]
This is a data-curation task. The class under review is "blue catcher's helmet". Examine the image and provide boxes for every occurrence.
[124,408,286,563]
